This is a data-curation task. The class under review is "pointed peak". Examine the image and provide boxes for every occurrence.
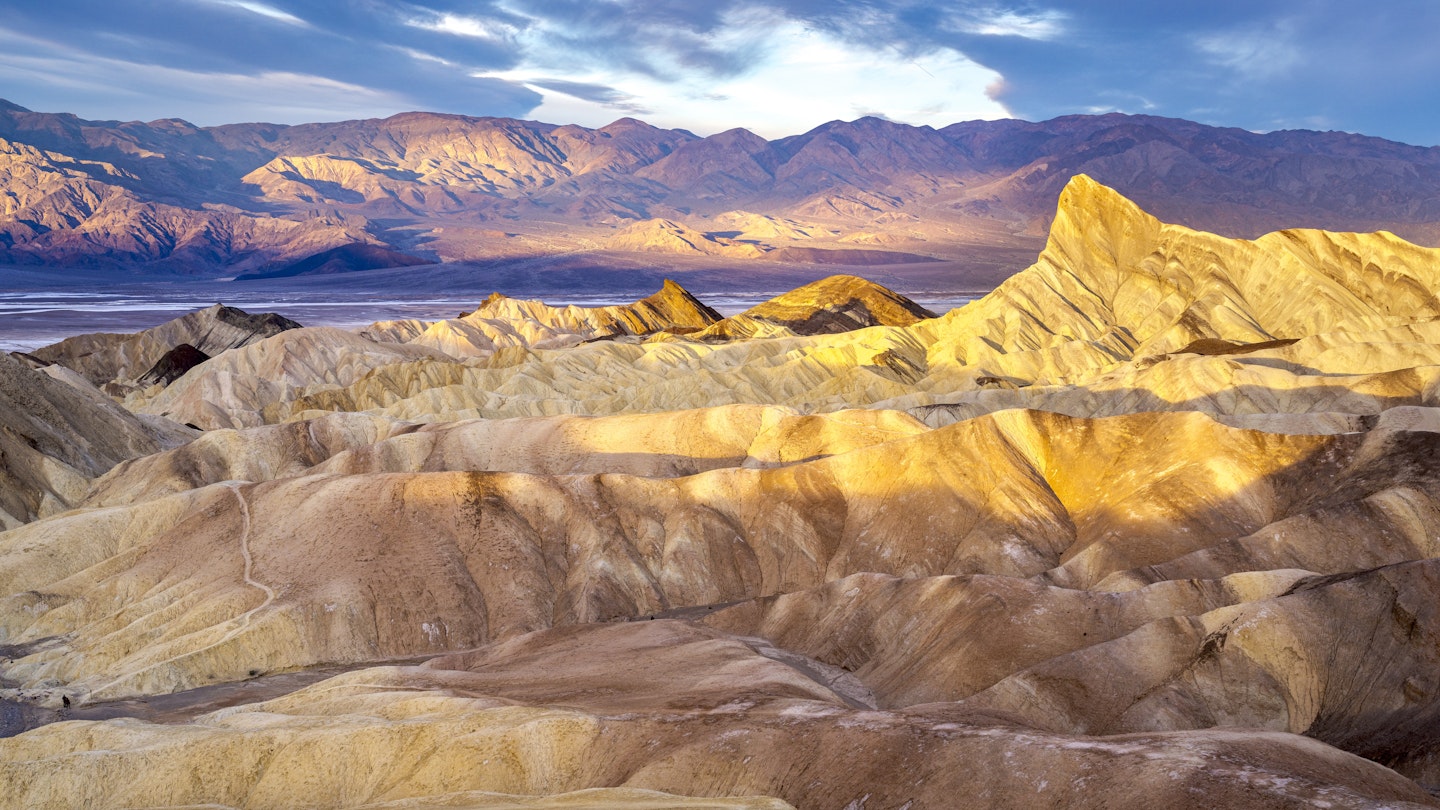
[1028,174,1167,289]
[644,279,722,324]
[1052,174,1158,232]
[722,274,936,336]
[709,127,767,145]
[1059,173,1136,206]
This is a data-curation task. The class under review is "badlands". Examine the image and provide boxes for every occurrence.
[4,176,1440,807]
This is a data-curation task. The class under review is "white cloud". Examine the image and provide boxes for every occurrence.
[942,8,1067,41]
[1081,91,1158,116]
[204,0,310,27]
[393,46,457,67]
[476,13,1010,137]
[406,12,517,42]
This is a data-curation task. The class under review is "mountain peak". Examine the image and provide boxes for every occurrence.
[641,279,723,325]
[1058,174,1153,218]
[747,274,935,330]
[1043,174,1163,264]
[600,117,656,132]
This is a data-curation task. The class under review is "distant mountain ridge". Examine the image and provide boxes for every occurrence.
[2,99,1438,283]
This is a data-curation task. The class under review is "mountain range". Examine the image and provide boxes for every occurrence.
[3,98,1440,289]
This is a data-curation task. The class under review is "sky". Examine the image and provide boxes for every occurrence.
[0,1,1436,145]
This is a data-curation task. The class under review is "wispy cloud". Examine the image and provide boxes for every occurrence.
[392,46,457,67]
[405,12,518,43]
[203,0,310,28]
[944,8,1068,41]
[1195,20,1302,79]
[526,78,651,116]
[0,25,430,123]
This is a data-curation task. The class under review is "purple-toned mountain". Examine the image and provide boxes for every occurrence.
[1,99,1438,282]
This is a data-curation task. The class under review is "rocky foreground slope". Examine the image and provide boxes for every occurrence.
[5,177,1440,807]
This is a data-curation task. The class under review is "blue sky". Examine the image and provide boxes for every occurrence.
[0,1,1436,144]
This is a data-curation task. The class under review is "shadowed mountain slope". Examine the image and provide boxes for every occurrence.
[0,353,191,527]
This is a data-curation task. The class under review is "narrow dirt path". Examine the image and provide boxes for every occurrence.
[86,482,276,699]
[230,482,276,612]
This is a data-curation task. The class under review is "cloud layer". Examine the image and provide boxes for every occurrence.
[0,0,1434,144]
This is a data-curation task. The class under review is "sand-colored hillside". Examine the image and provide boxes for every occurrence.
[4,620,1435,810]
[9,177,1440,807]
[5,408,1440,706]
[356,280,720,362]
[105,177,1440,432]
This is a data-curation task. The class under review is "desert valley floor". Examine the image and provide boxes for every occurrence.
[5,176,1440,808]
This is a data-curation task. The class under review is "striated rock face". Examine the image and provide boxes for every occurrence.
[82,406,927,509]
[10,176,1440,807]
[131,326,454,429]
[962,561,1440,762]
[705,558,1440,784]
